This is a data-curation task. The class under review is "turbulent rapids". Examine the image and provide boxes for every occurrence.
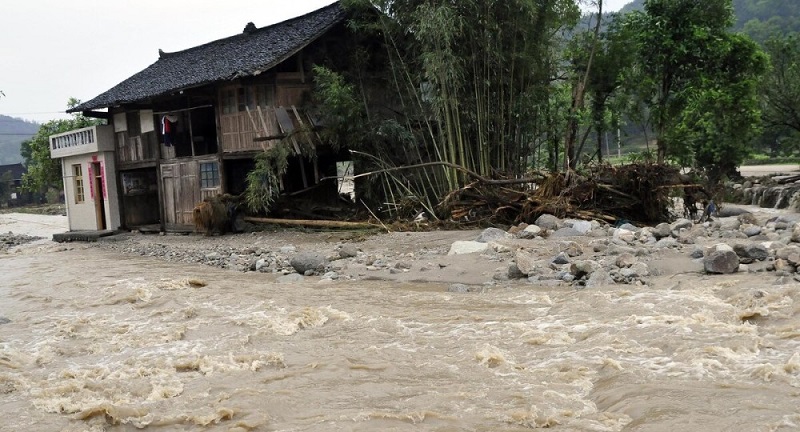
[2,245,799,431]
[1,210,800,431]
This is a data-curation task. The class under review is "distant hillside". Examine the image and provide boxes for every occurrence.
[0,115,38,165]
[618,0,800,40]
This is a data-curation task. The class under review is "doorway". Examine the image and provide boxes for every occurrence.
[92,162,107,230]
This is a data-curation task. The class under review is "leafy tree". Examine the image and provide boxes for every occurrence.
[672,34,767,184]
[22,98,102,193]
[623,0,740,163]
[570,13,634,163]
[761,33,800,135]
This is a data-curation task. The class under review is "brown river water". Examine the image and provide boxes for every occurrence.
[1,244,800,431]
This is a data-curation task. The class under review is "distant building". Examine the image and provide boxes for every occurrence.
[0,163,35,207]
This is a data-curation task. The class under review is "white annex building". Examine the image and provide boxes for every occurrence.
[49,125,121,231]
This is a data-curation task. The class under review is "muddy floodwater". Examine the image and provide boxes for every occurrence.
[1,242,800,431]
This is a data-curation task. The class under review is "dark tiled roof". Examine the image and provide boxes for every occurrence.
[70,2,344,112]
[0,163,26,181]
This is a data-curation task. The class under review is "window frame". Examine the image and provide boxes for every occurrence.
[73,164,85,204]
[200,161,220,189]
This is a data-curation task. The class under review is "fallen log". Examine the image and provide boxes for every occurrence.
[244,217,377,230]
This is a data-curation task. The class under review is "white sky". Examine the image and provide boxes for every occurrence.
[0,0,631,124]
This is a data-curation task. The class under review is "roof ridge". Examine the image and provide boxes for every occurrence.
[156,1,341,59]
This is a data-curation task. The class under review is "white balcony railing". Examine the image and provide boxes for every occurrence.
[49,125,114,159]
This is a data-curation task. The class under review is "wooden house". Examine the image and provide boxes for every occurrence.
[0,163,32,207]
[52,2,355,231]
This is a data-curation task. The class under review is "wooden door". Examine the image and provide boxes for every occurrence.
[160,161,201,226]
[92,162,107,230]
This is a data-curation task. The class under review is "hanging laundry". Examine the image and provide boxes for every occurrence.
[161,114,179,146]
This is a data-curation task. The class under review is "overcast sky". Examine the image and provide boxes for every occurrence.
[0,0,631,124]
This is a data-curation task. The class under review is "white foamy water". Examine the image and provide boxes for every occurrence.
[1,246,799,431]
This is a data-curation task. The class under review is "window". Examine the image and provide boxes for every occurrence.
[254,85,275,108]
[222,89,236,115]
[200,162,220,189]
[73,164,85,203]
[126,111,142,136]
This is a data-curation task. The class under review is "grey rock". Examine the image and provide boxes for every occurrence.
[535,214,561,231]
[552,252,570,265]
[559,272,576,282]
[476,227,511,243]
[550,227,583,238]
[339,244,359,258]
[717,206,752,217]
[0,317,10,325]
[517,224,542,239]
[671,218,693,232]
[559,241,584,257]
[280,245,297,254]
[704,250,740,274]
[448,241,489,255]
[690,246,705,259]
[507,264,526,280]
[615,253,636,268]
[652,223,673,239]
[570,260,599,278]
[618,223,640,232]
[564,219,593,234]
[290,252,329,274]
[585,268,614,288]
[205,252,221,260]
[514,248,538,275]
[655,238,678,249]
[743,226,762,237]
[322,271,339,280]
[395,261,412,270]
[612,229,636,244]
[717,218,742,231]
[255,258,268,271]
[776,246,800,265]
[737,243,769,261]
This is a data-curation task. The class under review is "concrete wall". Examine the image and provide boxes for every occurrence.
[61,152,121,231]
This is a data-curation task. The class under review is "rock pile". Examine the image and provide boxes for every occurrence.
[91,205,800,288]
[1,232,43,252]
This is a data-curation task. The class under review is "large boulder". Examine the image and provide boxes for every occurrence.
[704,250,740,274]
[290,252,329,274]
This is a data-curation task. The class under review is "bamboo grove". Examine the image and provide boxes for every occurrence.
[244,0,782,222]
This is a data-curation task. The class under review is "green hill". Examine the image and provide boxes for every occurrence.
[0,115,38,165]
[618,0,800,41]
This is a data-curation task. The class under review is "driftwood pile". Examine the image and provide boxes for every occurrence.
[441,163,683,226]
